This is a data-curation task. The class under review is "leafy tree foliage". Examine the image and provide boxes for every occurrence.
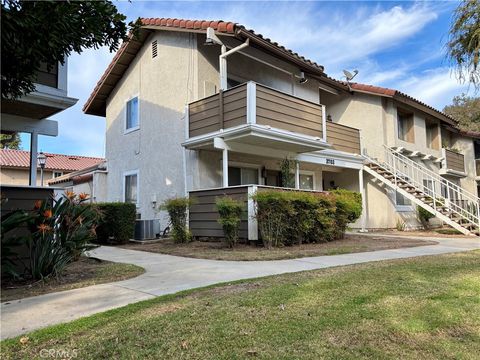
[0,133,22,149]
[443,94,480,133]
[447,0,480,89]
[1,0,140,99]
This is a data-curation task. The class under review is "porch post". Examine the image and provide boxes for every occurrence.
[358,168,368,232]
[29,131,38,186]
[222,148,229,187]
[295,161,300,189]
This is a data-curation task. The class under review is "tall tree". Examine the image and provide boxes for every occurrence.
[443,94,480,133]
[447,0,480,89]
[1,0,140,99]
[0,133,22,149]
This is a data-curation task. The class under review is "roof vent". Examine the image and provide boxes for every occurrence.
[152,40,157,58]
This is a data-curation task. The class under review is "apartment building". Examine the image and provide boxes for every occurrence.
[84,18,480,237]
[1,60,78,186]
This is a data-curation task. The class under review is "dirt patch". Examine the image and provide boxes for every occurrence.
[118,234,437,261]
[1,257,145,302]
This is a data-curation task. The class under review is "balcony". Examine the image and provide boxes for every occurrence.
[185,82,328,153]
[185,81,361,156]
[441,148,466,177]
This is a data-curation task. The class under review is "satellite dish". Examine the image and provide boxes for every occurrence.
[343,69,359,81]
[343,70,353,80]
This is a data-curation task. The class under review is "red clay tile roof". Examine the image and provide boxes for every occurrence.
[349,82,457,126]
[0,149,104,172]
[83,18,326,116]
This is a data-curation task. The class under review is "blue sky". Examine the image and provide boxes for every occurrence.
[26,0,470,157]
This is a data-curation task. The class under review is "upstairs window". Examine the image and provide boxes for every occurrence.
[397,110,414,143]
[124,171,138,204]
[425,119,439,150]
[126,97,139,131]
[53,171,63,178]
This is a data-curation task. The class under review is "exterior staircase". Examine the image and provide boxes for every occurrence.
[363,145,480,236]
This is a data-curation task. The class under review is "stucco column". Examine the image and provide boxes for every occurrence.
[358,168,368,232]
[222,148,229,187]
[29,132,38,186]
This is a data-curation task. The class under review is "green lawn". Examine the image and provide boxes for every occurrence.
[2,251,479,359]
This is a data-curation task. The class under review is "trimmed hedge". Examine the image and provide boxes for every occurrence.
[216,196,244,248]
[161,197,192,243]
[94,203,136,244]
[252,189,362,248]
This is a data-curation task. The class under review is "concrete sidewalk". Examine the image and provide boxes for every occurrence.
[1,236,479,339]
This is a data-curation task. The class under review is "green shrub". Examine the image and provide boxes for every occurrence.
[252,191,292,248]
[216,197,244,248]
[161,197,192,243]
[253,189,362,248]
[95,202,136,244]
[1,192,100,280]
[330,189,362,239]
[417,206,435,229]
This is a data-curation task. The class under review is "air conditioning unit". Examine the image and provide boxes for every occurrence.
[134,219,160,240]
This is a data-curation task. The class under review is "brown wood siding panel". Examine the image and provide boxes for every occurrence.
[256,116,321,138]
[255,85,323,138]
[445,149,465,173]
[326,122,361,154]
[189,187,249,239]
[188,84,247,137]
[1,187,54,216]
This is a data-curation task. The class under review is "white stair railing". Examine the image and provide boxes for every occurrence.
[365,145,480,232]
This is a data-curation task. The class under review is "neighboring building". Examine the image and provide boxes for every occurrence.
[0,149,104,187]
[83,18,480,236]
[1,60,78,186]
[48,161,108,202]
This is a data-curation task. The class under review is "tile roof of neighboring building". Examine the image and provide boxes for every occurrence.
[83,17,328,116]
[0,149,104,172]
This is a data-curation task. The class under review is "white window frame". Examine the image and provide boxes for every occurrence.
[123,169,139,206]
[52,171,63,179]
[124,95,140,134]
[228,161,263,185]
[299,170,316,190]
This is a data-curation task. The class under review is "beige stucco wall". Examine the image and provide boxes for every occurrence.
[1,168,56,186]
[105,30,198,224]
[451,135,477,194]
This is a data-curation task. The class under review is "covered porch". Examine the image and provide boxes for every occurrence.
[185,144,367,240]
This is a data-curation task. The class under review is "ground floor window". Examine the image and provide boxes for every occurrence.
[228,166,259,186]
[299,173,314,190]
[396,191,411,206]
[423,179,434,197]
[124,171,138,204]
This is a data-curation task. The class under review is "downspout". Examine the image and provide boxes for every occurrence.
[218,38,249,90]
[218,34,250,90]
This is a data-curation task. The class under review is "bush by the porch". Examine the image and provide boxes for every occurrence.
[252,189,362,248]
[161,197,193,243]
[215,197,244,248]
[1,192,100,280]
[94,203,136,244]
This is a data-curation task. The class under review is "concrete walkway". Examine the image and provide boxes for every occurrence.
[1,235,479,339]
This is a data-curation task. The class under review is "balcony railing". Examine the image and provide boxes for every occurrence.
[444,148,465,174]
[187,82,362,155]
[188,82,324,139]
[326,122,361,154]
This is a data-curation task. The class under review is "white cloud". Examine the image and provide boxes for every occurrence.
[396,67,469,110]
